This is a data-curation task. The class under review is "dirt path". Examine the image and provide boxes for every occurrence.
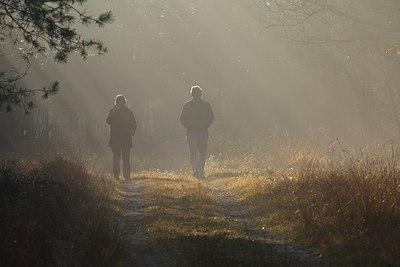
[115,175,332,266]
[116,180,157,266]
[204,177,331,267]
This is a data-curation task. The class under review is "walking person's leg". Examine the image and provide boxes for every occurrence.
[186,133,200,176]
[112,146,122,179]
[197,132,209,178]
[122,147,131,179]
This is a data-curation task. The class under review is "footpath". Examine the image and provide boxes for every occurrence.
[204,176,331,267]
[115,174,332,266]
[116,180,158,266]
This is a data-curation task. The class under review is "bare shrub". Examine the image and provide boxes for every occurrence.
[0,158,129,267]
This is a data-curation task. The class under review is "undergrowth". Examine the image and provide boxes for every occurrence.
[0,158,130,267]
[216,145,400,267]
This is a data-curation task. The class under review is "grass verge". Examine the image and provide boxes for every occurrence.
[0,157,130,267]
[217,149,400,266]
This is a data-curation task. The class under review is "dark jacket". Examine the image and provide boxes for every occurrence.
[180,98,214,133]
[106,105,136,148]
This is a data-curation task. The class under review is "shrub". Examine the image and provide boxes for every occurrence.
[0,158,128,267]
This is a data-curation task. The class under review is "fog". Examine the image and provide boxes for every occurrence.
[2,0,400,163]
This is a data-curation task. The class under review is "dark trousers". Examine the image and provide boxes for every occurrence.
[186,132,208,175]
[111,146,131,179]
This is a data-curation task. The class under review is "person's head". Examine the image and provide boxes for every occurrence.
[115,94,126,107]
[190,85,202,99]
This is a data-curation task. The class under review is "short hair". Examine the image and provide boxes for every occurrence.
[115,94,126,105]
[190,85,202,96]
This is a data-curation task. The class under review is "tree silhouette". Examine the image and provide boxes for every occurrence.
[257,0,400,55]
[0,0,113,112]
[257,0,400,137]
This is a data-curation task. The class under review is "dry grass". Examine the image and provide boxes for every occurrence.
[135,171,242,238]
[213,144,400,266]
[5,137,399,266]
[0,157,129,267]
[132,171,294,266]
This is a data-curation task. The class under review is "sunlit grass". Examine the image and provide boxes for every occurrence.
[130,171,296,266]
[211,144,400,266]
[134,171,242,238]
[5,140,399,266]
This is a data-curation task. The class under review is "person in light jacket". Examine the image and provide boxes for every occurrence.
[180,85,214,178]
[106,94,136,180]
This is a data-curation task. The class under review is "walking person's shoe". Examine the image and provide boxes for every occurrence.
[193,171,199,178]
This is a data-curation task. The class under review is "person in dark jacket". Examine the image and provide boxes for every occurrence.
[106,94,137,180]
[180,85,214,178]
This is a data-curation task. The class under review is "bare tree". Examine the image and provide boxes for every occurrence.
[256,0,400,57]
[256,0,400,138]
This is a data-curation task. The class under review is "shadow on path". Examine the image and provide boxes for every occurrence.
[115,179,158,266]
[203,176,332,267]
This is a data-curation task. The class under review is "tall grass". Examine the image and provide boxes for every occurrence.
[0,158,129,267]
[233,145,400,266]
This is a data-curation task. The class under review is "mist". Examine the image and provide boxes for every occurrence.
[2,0,400,161]
[3,1,400,265]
